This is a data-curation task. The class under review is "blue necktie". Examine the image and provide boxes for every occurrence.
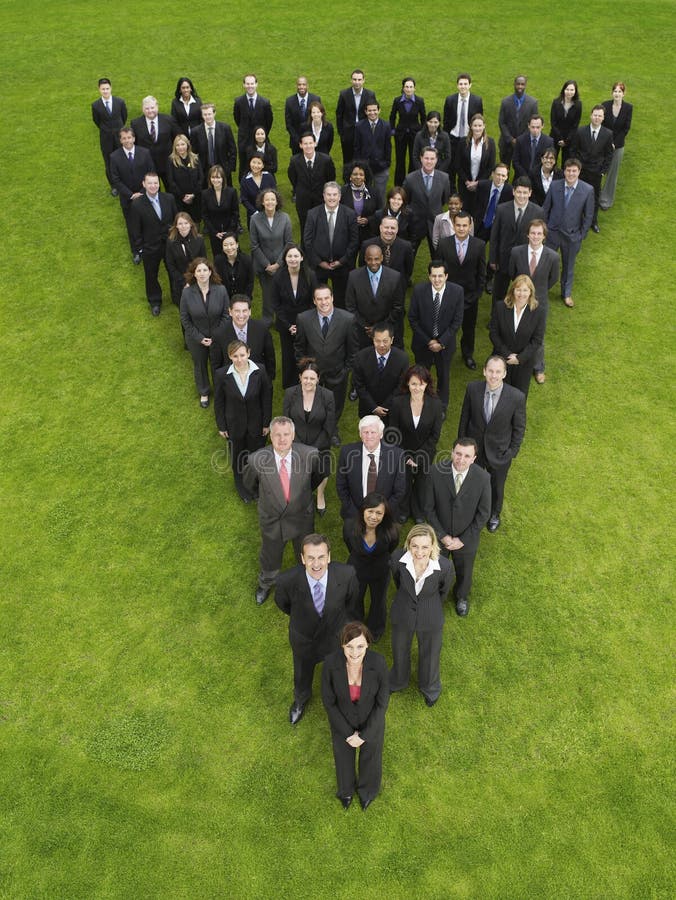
[483,188,498,228]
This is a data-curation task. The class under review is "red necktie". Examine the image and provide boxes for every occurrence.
[530,251,537,276]
[279,457,290,503]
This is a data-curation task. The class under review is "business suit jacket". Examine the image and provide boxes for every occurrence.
[437,235,487,306]
[542,179,594,241]
[219,318,276,382]
[408,282,464,358]
[389,392,443,475]
[389,550,453,632]
[192,121,237,178]
[245,141,278,175]
[489,200,544,271]
[402,169,451,241]
[570,125,614,174]
[294,307,355,387]
[336,88,377,143]
[285,92,321,150]
[489,302,545,369]
[130,114,176,179]
[475,179,514,226]
[129,192,178,253]
[243,442,320,545]
[248,211,293,274]
[313,123,335,155]
[213,364,272,438]
[179,281,229,342]
[201,186,239,240]
[214,250,254,300]
[271,267,317,333]
[527,165,564,207]
[109,146,154,209]
[509,244,559,305]
[351,346,410,419]
[455,138,496,187]
[354,118,392,173]
[511,132,555,178]
[170,97,203,138]
[498,93,539,154]
[92,96,127,156]
[166,233,208,292]
[549,99,582,150]
[283,384,336,451]
[336,442,406,520]
[232,94,273,148]
[389,95,426,136]
[287,152,336,224]
[360,237,414,287]
[345,265,405,338]
[322,648,389,742]
[443,93,484,135]
[426,461,491,551]
[458,380,526,470]
[412,128,453,174]
[166,158,204,211]
[276,562,358,660]
[303,204,359,269]
[601,100,632,149]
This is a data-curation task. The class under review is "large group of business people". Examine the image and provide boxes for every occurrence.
[92,68,633,811]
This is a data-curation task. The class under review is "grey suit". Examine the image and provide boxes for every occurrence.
[402,168,451,253]
[294,307,355,423]
[509,243,559,373]
[248,210,294,323]
[542,179,594,298]
[489,200,544,304]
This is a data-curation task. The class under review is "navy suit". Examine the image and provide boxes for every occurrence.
[336,442,406,521]
[192,121,237,185]
[345,265,405,350]
[353,117,392,206]
[389,94,426,185]
[408,281,464,410]
[287,152,336,234]
[350,345,410,421]
[109,146,154,249]
[542,179,594,298]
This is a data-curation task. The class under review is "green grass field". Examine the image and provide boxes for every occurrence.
[1,1,674,896]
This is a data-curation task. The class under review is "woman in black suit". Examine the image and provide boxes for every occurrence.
[171,77,202,138]
[456,114,496,215]
[179,258,230,407]
[166,134,203,220]
[214,339,272,502]
[389,77,426,186]
[489,274,545,399]
[283,358,334,514]
[306,101,334,155]
[201,165,239,257]
[528,147,563,207]
[389,524,452,707]
[214,232,254,300]
[341,164,377,244]
[412,110,452,174]
[549,80,582,167]
[272,242,317,388]
[342,493,399,642]
[321,621,390,810]
[599,81,633,210]
[165,213,207,305]
[240,154,276,227]
[245,126,278,175]
[389,364,443,524]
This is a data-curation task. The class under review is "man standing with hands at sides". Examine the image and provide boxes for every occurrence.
[303,181,359,308]
[243,417,321,607]
[403,147,451,257]
[129,172,178,316]
[192,103,237,187]
[233,74,273,177]
[498,75,539,169]
[131,96,176,188]
[336,416,406,522]
[285,77,321,154]
[353,101,391,208]
[350,324,410,424]
[336,69,377,169]
[287,133,336,236]
[345,245,405,351]
[360,216,414,293]
[408,261,464,414]
[109,128,153,260]
[570,106,614,233]
[275,534,359,725]
[458,355,526,535]
[511,115,555,179]
[443,73,483,192]
[91,78,127,195]
[426,438,491,617]
[542,158,594,308]
[488,176,543,306]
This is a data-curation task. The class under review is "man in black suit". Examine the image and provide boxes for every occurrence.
[443,73,483,191]
[91,78,127,194]
[336,416,406,521]
[351,324,409,422]
[303,181,359,307]
[294,285,355,437]
[498,75,539,168]
[569,106,614,232]
[353,101,391,207]
[130,96,176,187]
[509,219,559,383]
[275,533,359,724]
[109,127,154,258]
[408,260,464,413]
[287,133,336,235]
[191,103,237,187]
[437,210,487,370]
[360,216,414,291]
[345,246,405,351]
[511,115,555,179]
[458,356,526,535]
[219,295,275,381]
[489,177,544,304]
[474,163,513,244]
[403,147,451,257]
[129,172,178,315]
[232,74,273,176]
[426,438,491,616]
[336,69,377,168]
[284,76,321,153]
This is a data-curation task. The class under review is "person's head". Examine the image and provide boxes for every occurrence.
[457,73,472,96]
[590,105,605,128]
[386,186,406,213]
[611,81,626,100]
[143,172,160,197]
[296,76,309,97]
[540,148,557,172]
[428,260,448,291]
[379,215,399,243]
[243,74,258,95]
[313,285,334,316]
[142,96,158,119]
[308,100,326,124]
[186,257,219,285]
[364,244,383,273]
[257,188,282,214]
[448,193,463,217]
[527,115,544,138]
[420,147,438,175]
[119,127,135,150]
[227,339,250,367]
[299,133,316,157]
[221,232,239,256]
[513,75,527,96]
[349,164,367,187]
[283,241,304,271]
[201,103,216,126]
[559,80,579,103]
[351,69,365,91]
[172,134,191,159]
[425,110,441,134]
[513,177,532,207]
[469,113,486,142]
[297,357,320,390]
[175,77,197,101]
[563,158,582,185]
[229,295,252,328]
[358,492,393,534]
[453,210,472,240]
[365,102,380,122]
[248,153,265,175]
[98,78,112,99]
[505,274,537,310]
[301,534,331,581]
[358,415,385,452]
[402,78,416,97]
[322,182,341,210]
[527,218,547,249]
[404,523,440,561]
[254,126,267,145]
[491,163,510,187]
[341,621,373,666]
[452,438,478,473]
[170,212,198,241]
[208,164,226,188]
[402,363,436,398]
[269,416,295,455]
[483,355,507,391]
[372,323,394,356]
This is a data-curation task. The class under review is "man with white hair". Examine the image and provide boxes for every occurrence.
[130,95,176,186]
[336,415,406,521]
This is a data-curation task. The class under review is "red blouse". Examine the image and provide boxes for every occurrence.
[349,684,361,702]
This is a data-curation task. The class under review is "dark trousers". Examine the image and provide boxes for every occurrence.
[141,249,167,306]
[447,545,477,600]
[492,270,511,305]
[292,650,326,706]
[259,533,307,592]
[331,727,384,802]
[399,465,430,521]
[185,339,216,396]
[323,373,348,426]
[278,328,298,389]
[394,133,416,186]
[390,624,442,703]
[354,571,391,640]
[479,457,512,517]
[545,232,582,299]
[580,169,602,225]
[413,348,453,412]
[460,299,480,358]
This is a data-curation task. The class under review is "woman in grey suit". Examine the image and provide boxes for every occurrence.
[249,188,293,325]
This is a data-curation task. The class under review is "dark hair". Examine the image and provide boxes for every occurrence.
[227,339,248,357]
[306,101,327,125]
[563,157,582,170]
[222,231,238,245]
[457,73,472,83]
[174,77,200,100]
[229,294,251,308]
[428,259,448,274]
[98,78,111,87]
[248,152,265,166]
[454,436,479,453]
[484,354,507,370]
[256,187,282,211]
[385,186,408,209]
[401,77,416,88]
[297,357,320,375]
[453,210,472,223]
[400,364,437,396]
[611,81,626,93]
[355,492,397,542]
[208,165,226,184]
[558,80,580,102]
[372,322,393,338]
[591,104,605,114]
[341,621,373,646]
[425,110,441,123]
[528,114,543,125]
[185,257,222,285]
[513,176,532,190]
[351,69,365,78]
[301,532,331,552]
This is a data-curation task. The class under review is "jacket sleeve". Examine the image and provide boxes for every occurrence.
[358,654,390,743]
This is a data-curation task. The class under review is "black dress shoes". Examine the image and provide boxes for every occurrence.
[132,252,142,265]
[487,515,500,533]
[199,396,210,409]
[424,695,438,707]
[255,587,270,606]
[289,702,305,725]
[349,388,358,401]
[151,305,161,317]
[339,795,352,810]
[464,356,477,370]
[455,597,469,617]
[360,796,373,811]
[591,223,600,233]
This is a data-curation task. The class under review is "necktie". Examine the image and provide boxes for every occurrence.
[299,98,306,119]
[236,327,246,342]
[484,390,494,422]
[457,242,465,264]
[249,97,254,112]
[149,120,156,142]
[321,316,329,338]
[515,208,523,231]
[383,245,391,265]
[312,581,325,616]
[483,187,498,228]
[327,210,335,246]
[592,130,597,141]
[371,121,376,133]
[128,151,134,168]
[150,196,162,219]
[459,98,466,137]
[279,457,290,503]
[105,100,112,115]
[367,453,377,494]
[378,355,386,371]
[564,185,573,207]
[530,137,537,167]
[424,174,432,193]
[208,128,215,164]
[370,272,378,295]
[307,158,313,171]
[432,291,441,338]
[530,251,537,276]
[455,473,463,493]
